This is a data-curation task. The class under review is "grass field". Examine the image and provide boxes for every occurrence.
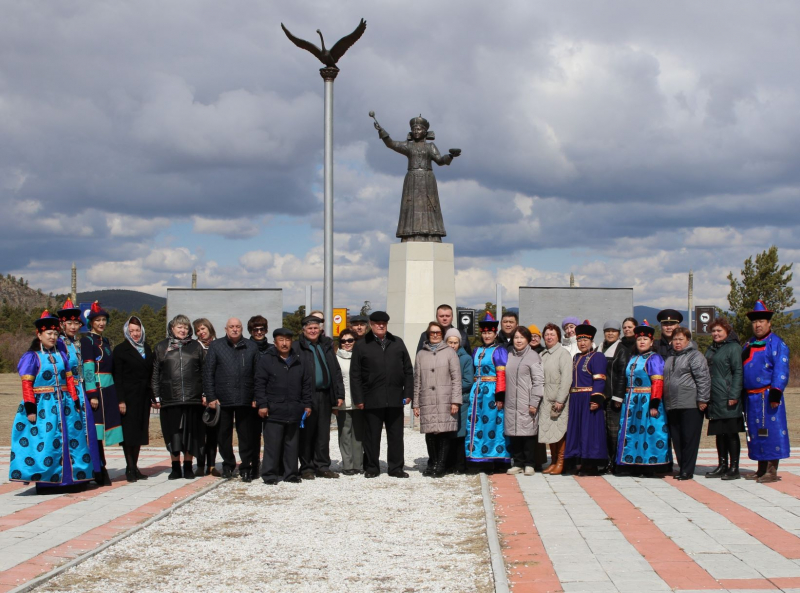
[0,373,797,452]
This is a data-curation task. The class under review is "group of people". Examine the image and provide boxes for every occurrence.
[7,297,791,489]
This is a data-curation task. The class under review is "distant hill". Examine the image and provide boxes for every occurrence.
[78,290,166,312]
[0,274,62,311]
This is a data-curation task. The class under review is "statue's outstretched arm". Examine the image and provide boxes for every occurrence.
[429,142,454,166]
[376,126,409,156]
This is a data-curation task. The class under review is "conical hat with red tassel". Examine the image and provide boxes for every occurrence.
[746,300,774,321]
[634,319,655,339]
[57,298,83,324]
[478,311,499,330]
[34,310,61,332]
[87,300,110,321]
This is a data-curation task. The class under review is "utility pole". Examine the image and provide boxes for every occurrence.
[570,272,575,288]
[191,269,197,289]
[688,270,694,332]
[71,262,77,303]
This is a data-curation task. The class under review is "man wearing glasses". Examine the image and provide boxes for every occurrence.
[248,315,271,358]
[350,311,414,478]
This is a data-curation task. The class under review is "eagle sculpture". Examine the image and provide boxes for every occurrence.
[281,19,367,69]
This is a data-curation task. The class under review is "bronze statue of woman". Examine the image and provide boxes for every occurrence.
[372,114,460,242]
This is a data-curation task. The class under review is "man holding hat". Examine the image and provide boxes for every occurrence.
[598,320,631,474]
[255,328,313,484]
[350,311,414,478]
[655,309,683,359]
[741,300,791,483]
[563,321,608,475]
[292,315,345,479]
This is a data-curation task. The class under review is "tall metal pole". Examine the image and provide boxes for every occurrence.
[305,285,313,316]
[321,67,338,339]
[496,283,503,321]
[688,269,694,332]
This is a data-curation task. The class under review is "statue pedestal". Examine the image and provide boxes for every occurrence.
[386,242,456,362]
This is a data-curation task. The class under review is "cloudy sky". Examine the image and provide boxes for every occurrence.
[2,1,799,312]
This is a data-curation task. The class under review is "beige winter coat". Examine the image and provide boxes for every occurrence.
[537,342,573,444]
[504,346,545,437]
[413,343,461,434]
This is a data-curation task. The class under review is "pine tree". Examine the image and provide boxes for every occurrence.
[727,245,795,338]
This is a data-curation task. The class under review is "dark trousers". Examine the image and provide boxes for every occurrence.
[446,436,467,472]
[218,405,259,473]
[667,407,704,476]
[363,407,405,474]
[299,389,333,473]
[200,422,219,470]
[606,403,621,468]
[261,420,299,482]
[510,435,538,468]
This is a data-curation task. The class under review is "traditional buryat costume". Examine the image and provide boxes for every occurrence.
[563,322,608,472]
[9,312,94,491]
[465,314,512,466]
[742,300,791,483]
[617,322,672,472]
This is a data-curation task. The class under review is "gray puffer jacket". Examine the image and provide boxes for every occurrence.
[504,346,544,437]
[413,343,461,434]
[663,343,711,411]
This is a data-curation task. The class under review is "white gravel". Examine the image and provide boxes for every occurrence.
[41,429,493,593]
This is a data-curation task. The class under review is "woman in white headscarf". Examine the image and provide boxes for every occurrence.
[112,317,154,482]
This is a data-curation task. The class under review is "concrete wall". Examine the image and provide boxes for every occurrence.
[518,287,634,330]
[166,289,283,340]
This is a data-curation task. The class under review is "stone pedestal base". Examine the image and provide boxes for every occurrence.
[386,242,456,362]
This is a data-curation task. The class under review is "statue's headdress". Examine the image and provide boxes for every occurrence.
[407,114,435,140]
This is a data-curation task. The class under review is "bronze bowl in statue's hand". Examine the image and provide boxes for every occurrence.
[448,148,462,157]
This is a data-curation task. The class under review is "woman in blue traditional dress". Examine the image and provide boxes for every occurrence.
[80,301,123,486]
[563,322,608,475]
[616,322,671,476]
[9,311,94,493]
[465,313,512,471]
[53,300,102,482]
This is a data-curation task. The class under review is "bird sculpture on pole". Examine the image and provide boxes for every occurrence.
[280,19,367,70]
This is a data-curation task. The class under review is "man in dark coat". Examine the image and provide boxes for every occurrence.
[597,320,631,475]
[291,316,345,479]
[415,304,471,355]
[655,309,683,359]
[350,311,414,478]
[350,315,369,341]
[496,311,518,351]
[203,318,260,481]
[256,328,313,485]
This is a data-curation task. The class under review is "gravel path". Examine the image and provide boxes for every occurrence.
[40,429,493,593]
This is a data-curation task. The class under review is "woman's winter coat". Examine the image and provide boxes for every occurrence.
[663,344,711,411]
[537,342,573,444]
[152,339,205,408]
[705,336,743,420]
[413,343,461,434]
[504,346,545,437]
[456,346,474,438]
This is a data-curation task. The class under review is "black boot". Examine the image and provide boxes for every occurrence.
[125,468,137,483]
[168,461,182,480]
[183,461,196,479]
[721,460,740,480]
[423,434,436,477]
[434,435,450,478]
[705,435,728,478]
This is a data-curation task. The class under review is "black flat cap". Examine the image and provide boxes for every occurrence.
[350,315,369,324]
[273,327,294,338]
[369,311,390,322]
[656,309,683,324]
[301,315,323,327]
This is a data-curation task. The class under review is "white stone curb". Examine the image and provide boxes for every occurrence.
[481,473,510,593]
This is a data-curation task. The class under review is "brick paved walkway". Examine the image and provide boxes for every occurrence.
[0,447,215,592]
[492,448,800,593]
